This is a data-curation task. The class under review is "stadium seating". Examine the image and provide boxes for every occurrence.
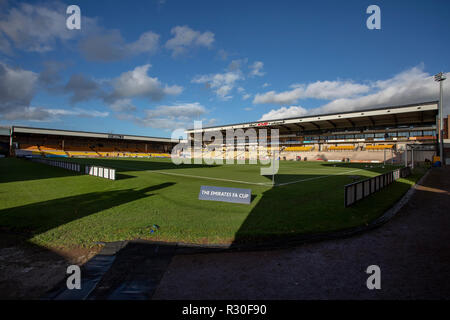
[66,151,98,157]
[39,145,61,151]
[44,150,67,156]
[284,146,314,152]
[409,136,435,141]
[365,144,394,151]
[16,141,172,158]
[327,145,356,151]
[20,145,39,151]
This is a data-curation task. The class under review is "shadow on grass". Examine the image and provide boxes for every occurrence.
[0,157,426,299]
[0,158,80,184]
[0,176,176,299]
[1,157,220,184]
[0,182,175,237]
[65,157,220,174]
[231,167,416,245]
[114,173,136,180]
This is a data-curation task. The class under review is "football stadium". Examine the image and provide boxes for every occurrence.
[1,101,448,250]
[3,0,450,307]
[3,0,450,306]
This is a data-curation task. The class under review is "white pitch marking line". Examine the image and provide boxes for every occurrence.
[151,171,273,186]
[82,159,367,187]
[152,168,364,187]
[275,168,364,187]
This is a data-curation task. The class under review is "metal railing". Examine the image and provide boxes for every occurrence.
[30,158,81,172]
[85,165,116,180]
[28,158,115,180]
[344,167,411,207]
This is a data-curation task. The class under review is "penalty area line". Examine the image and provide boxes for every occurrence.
[274,168,364,187]
[149,170,272,186]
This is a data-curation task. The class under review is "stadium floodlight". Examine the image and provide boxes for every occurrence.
[434,72,446,166]
[434,72,446,82]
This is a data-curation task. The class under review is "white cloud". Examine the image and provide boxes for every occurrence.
[165,25,214,57]
[254,80,369,105]
[109,99,137,112]
[228,59,247,72]
[249,61,265,77]
[0,62,39,120]
[145,103,206,119]
[0,2,78,53]
[300,81,369,100]
[236,85,252,101]
[260,106,308,120]
[79,30,127,61]
[38,61,65,89]
[80,30,160,61]
[110,64,182,101]
[130,102,208,130]
[259,66,450,120]
[192,59,265,100]
[0,62,37,108]
[8,62,184,119]
[0,33,12,55]
[192,71,243,100]
[2,106,108,122]
[315,66,448,115]
[262,82,270,88]
[0,2,160,59]
[253,87,303,105]
[0,62,108,121]
[243,93,251,100]
[163,84,184,96]
[63,74,100,103]
[45,108,109,118]
[127,31,160,55]
[1,107,51,121]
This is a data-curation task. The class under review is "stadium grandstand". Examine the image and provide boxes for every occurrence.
[185,101,450,164]
[2,101,449,165]
[0,126,10,157]
[7,126,177,159]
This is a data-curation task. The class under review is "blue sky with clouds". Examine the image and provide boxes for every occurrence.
[0,0,449,137]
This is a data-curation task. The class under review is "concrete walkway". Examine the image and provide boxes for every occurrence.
[153,167,450,299]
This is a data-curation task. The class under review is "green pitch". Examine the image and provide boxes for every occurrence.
[0,157,425,248]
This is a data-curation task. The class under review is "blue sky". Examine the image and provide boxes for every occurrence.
[0,0,449,137]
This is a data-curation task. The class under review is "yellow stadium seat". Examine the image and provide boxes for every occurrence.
[366,144,394,150]
[328,145,355,151]
[284,146,314,152]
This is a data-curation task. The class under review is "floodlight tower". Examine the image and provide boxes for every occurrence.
[434,72,446,166]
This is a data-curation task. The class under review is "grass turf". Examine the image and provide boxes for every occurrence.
[0,157,426,248]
